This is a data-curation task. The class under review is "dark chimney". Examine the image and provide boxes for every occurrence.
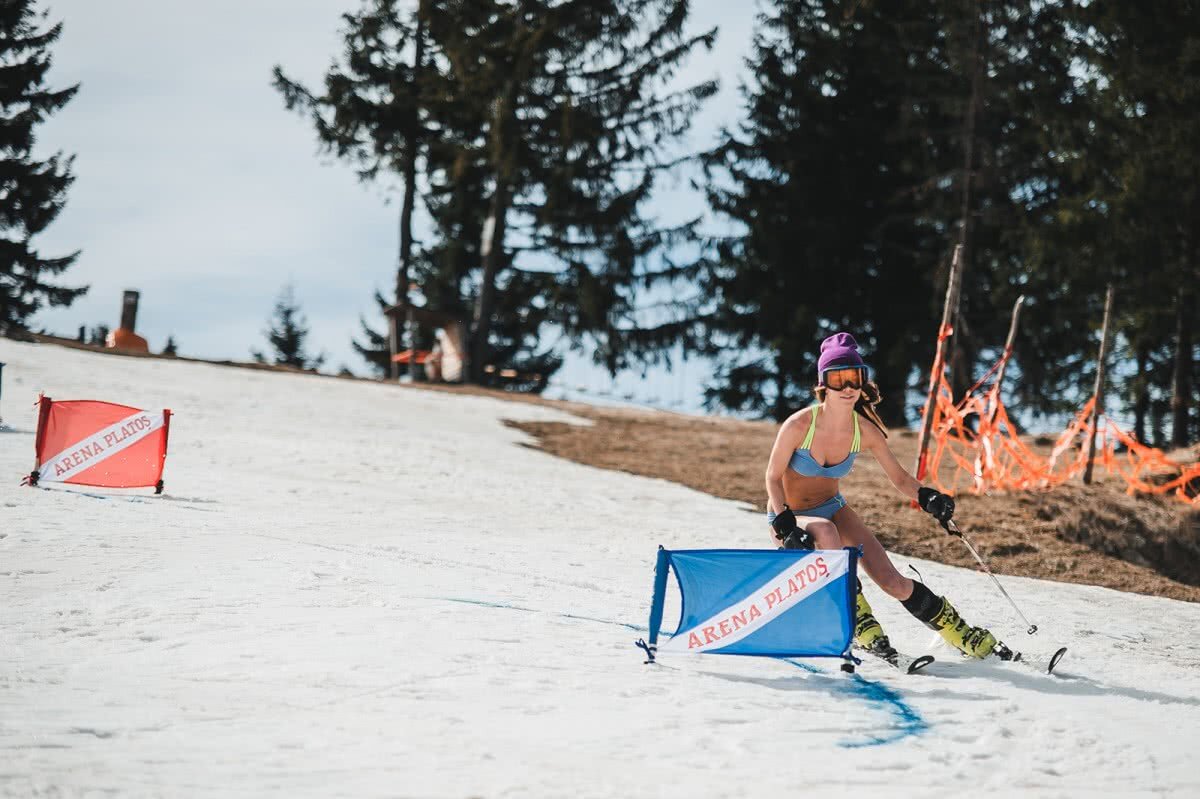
[120,290,140,331]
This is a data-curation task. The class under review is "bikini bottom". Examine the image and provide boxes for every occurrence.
[767,493,847,523]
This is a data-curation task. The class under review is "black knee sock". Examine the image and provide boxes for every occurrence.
[901,581,942,624]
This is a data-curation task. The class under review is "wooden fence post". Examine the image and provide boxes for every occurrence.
[406,306,417,381]
[388,315,399,380]
[914,244,965,481]
[1084,285,1115,485]
[993,295,1025,396]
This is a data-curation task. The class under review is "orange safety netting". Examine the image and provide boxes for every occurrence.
[920,351,1200,506]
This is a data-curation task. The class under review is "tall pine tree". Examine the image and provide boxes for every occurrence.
[906,0,1081,414]
[1061,1,1200,446]
[275,0,716,386]
[252,285,326,370]
[0,1,83,336]
[427,0,717,382]
[693,0,1081,423]
[274,0,430,374]
[350,289,394,377]
[693,1,945,422]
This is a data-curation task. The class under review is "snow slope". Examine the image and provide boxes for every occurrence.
[2,340,1199,798]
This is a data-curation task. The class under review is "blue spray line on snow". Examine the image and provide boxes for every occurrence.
[433,596,647,631]
[32,486,154,504]
[432,596,928,748]
[784,659,929,748]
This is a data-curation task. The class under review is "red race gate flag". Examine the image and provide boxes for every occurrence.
[25,395,172,492]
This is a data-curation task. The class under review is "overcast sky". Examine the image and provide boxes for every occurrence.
[30,1,753,406]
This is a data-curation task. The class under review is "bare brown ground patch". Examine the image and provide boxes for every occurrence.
[502,400,1200,603]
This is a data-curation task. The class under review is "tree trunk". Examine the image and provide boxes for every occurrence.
[875,369,908,428]
[395,146,419,307]
[1151,400,1166,449]
[470,83,518,383]
[471,181,511,382]
[1171,280,1195,448]
[1134,343,1149,443]
[772,367,789,422]
[948,0,985,403]
[392,3,427,379]
[949,318,978,403]
[394,9,426,307]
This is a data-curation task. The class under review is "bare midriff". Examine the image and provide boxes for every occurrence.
[781,471,841,513]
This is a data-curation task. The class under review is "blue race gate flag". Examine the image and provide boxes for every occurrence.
[641,548,859,663]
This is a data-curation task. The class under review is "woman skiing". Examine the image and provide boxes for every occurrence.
[764,332,1015,667]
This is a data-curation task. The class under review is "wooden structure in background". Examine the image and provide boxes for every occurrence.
[106,290,149,353]
[383,303,467,383]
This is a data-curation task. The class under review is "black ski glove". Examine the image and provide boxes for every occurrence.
[918,486,955,524]
[771,507,814,550]
[782,530,815,550]
[770,507,798,542]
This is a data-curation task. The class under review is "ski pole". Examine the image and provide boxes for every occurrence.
[941,518,1039,635]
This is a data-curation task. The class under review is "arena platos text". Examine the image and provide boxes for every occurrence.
[50,414,154,477]
[686,556,832,649]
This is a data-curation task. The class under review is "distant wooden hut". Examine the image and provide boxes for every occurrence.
[383,303,467,382]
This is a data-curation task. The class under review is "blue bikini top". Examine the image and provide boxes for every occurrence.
[788,406,861,478]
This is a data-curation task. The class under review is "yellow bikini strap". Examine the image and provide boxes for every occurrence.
[801,406,819,449]
[850,412,862,453]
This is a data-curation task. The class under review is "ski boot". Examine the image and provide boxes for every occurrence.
[902,581,1014,661]
[927,596,1019,660]
[854,586,901,666]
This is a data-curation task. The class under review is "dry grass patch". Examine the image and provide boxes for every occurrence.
[507,403,1200,603]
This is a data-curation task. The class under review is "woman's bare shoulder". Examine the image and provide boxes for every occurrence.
[777,406,816,437]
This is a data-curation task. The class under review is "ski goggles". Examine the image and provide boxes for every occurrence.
[821,365,869,391]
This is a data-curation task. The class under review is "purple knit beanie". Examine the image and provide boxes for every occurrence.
[817,332,865,376]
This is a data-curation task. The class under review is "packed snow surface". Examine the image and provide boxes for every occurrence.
[2,340,1199,798]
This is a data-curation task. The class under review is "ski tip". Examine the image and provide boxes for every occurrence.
[907,655,935,674]
[1047,646,1068,675]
